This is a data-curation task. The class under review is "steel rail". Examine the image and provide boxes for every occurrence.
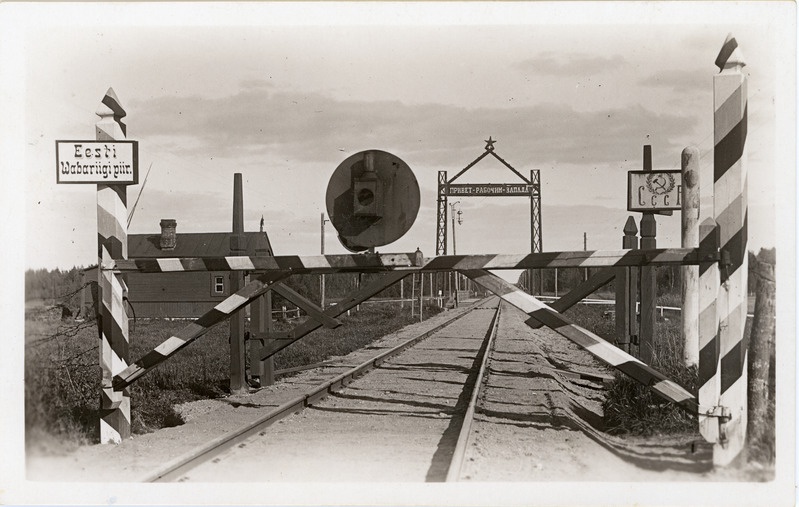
[445,302,502,482]
[141,298,494,483]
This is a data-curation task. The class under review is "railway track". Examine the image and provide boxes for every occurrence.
[144,297,500,482]
[142,296,709,483]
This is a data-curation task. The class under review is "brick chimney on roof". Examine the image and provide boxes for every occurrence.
[159,219,177,250]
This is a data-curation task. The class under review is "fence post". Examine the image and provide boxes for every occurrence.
[712,33,749,466]
[747,259,775,453]
[681,146,701,367]
[410,273,416,317]
[419,273,424,322]
[251,234,274,387]
[615,216,638,352]
[229,173,247,394]
[639,145,657,364]
[96,88,131,443]
[250,292,274,387]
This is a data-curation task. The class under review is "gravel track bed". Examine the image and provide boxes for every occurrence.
[177,300,501,482]
[459,303,713,482]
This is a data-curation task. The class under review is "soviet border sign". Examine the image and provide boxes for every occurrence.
[627,169,682,212]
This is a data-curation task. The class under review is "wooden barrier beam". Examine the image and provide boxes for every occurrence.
[111,252,420,273]
[112,271,290,391]
[110,247,718,274]
[460,269,699,414]
[526,267,615,329]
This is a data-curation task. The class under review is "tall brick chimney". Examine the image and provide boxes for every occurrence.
[159,219,177,250]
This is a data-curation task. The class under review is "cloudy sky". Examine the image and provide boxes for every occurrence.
[3,2,794,270]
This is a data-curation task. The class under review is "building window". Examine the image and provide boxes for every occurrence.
[214,275,225,294]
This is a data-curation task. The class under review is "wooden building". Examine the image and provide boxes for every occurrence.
[84,218,273,318]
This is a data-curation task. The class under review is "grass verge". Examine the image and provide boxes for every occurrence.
[25,302,442,449]
[564,304,699,436]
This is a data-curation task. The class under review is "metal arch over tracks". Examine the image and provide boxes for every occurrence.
[435,138,542,258]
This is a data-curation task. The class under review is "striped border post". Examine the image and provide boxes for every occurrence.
[96,88,130,443]
[712,34,749,466]
[698,218,721,443]
[681,147,701,367]
[460,269,699,413]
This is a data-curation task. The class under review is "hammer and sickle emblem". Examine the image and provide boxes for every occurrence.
[646,173,675,195]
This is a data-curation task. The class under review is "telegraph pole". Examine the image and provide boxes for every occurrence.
[321,212,328,309]
[449,201,462,297]
[583,232,588,281]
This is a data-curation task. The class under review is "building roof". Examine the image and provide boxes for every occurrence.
[128,231,274,258]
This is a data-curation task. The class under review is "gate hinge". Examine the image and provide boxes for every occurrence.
[702,406,731,422]
[702,405,731,445]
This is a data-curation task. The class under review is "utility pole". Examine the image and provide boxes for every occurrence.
[583,232,588,282]
[321,212,328,309]
[449,201,462,298]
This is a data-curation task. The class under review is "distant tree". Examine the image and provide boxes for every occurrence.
[757,247,776,265]
[24,266,86,306]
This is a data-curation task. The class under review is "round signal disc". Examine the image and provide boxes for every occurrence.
[325,150,420,252]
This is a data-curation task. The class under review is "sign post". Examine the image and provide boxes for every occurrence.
[637,145,657,364]
[57,89,138,443]
[93,88,135,443]
[681,147,701,367]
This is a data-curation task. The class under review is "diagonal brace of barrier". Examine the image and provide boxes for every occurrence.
[270,283,342,329]
[460,269,700,415]
[260,271,411,361]
[526,267,616,329]
[112,271,291,391]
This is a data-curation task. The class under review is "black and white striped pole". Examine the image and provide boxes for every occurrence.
[96,88,131,443]
[710,33,749,466]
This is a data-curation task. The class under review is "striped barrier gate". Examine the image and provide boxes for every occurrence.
[109,247,715,399]
[96,89,131,444]
[113,271,291,390]
[109,247,716,274]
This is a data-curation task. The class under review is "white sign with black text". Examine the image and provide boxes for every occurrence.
[56,140,139,184]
